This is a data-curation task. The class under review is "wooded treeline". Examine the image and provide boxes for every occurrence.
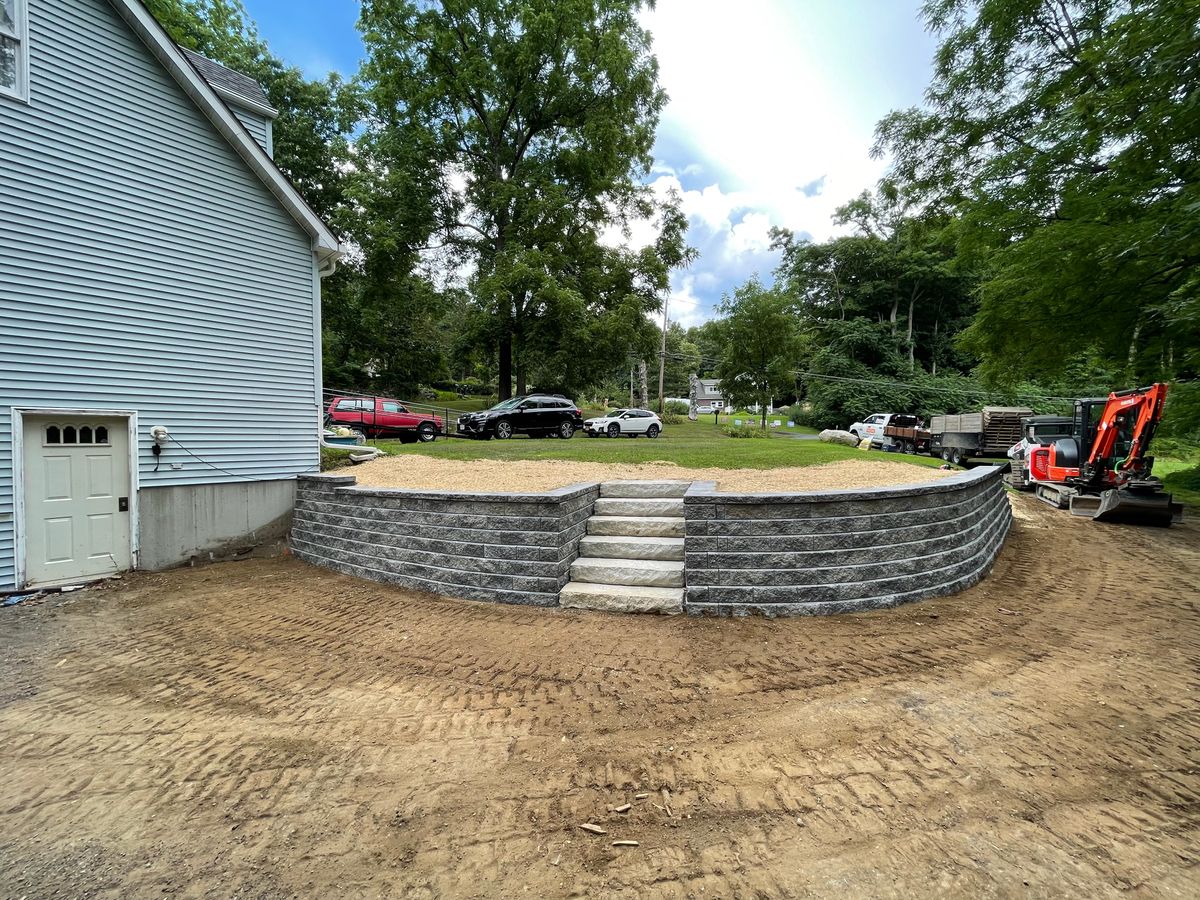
[147,0,1198,431]
[700,0,1199,432]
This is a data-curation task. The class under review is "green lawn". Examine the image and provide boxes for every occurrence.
[370,418,944,471]
[1156,457,1200,508]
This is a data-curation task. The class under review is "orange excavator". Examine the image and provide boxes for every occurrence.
[1024,383,1184,526]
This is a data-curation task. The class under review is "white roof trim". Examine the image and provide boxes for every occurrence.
[109,0,341,259]
[208,82,280,120]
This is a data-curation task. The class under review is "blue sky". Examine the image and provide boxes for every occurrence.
[241,0,937,328]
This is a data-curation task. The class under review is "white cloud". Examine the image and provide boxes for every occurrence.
[628,0,936,324]
[727,212,774,258]
[665,273,709,329]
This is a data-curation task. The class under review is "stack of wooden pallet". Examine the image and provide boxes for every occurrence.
[981,407,1031,453]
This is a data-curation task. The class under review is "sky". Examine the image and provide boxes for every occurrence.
[240,0,938,328]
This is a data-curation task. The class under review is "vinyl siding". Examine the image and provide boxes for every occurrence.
[232,106,271,156]
[0,0,320,588]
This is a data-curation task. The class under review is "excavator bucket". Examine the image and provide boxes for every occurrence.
[1071,488,1184,527]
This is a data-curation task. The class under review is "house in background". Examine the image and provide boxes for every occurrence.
[688,375,727,415]
[0,0,340,590]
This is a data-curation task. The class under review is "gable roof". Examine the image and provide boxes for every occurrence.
[180,48,279,119]
[110,0,339,260]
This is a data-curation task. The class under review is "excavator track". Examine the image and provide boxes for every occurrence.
[1035,483,1073,510]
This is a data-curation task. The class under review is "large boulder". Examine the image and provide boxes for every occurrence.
[819,429,861,448]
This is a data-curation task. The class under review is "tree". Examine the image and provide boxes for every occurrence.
[772,198,976,377]
[874,0,1200,398]
[713,279,800,429]
[359,0,674,400]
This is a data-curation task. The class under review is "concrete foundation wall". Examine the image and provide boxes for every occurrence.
[139,479,295,571]
[683,466,1012,616]
[291,474,599,607]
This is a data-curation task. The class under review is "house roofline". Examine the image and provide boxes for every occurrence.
[110,0,341,261]
[207,81,281,121]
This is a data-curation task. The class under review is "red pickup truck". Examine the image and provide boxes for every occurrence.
[325,396,443,442]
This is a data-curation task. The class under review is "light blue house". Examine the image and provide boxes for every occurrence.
[0,0,341,589]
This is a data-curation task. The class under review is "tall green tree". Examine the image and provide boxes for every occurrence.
[874,0,1200,394]
[713,279,800,429]
[358,0,674,399]
[772,195,975,376]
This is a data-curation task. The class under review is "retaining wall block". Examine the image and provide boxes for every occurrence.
[683,467,1012,616]
[292,478,598,607]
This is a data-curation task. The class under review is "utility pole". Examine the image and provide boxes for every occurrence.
[656,292,669,414]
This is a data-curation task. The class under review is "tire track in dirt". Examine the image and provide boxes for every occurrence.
[0,495,1197,897]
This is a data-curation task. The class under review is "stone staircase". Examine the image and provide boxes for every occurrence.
[559,481,691,614]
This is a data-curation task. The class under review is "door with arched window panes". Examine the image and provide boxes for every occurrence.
[21,415,131,586]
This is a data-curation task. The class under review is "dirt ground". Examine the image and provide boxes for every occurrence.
[1,495,1198,899]
[348,454,954,492]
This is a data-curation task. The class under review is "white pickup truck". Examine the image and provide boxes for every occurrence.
[847,412,900,447]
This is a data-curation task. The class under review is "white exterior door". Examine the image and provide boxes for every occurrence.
[22,415,132,587]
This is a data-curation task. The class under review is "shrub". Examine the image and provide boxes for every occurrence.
[664,399,689,415]
[320,447,354,471]
[662,412,683,425]
[723,423,770,439]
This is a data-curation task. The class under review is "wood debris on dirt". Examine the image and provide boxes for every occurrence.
[578,823,606,835]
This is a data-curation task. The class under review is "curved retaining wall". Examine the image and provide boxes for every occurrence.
[683,465,1011,616]
[291,474,598,606]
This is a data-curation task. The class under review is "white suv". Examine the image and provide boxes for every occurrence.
[584,408,663,438]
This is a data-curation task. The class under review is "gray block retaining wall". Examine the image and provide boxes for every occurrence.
[683,465,1012,616]
[291,474,599,606]
[291,466,1013,616]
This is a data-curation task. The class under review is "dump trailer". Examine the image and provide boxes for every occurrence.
[928,406,1033,465]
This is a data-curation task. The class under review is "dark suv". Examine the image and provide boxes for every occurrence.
[456,395,584,440]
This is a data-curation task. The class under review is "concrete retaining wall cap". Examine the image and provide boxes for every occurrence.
[684,465,1000,504]
[329,481,601,504]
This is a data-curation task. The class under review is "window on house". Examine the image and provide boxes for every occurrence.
[0,0,27,100]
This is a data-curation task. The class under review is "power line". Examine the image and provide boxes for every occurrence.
[656,351,1081,402]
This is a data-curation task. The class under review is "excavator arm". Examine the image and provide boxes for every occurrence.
[1085,383,1169,483]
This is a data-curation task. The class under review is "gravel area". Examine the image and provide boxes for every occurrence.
[346,454,955,492]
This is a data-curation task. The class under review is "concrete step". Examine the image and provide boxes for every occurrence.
[600,480,692,499]
[586,515,686,538]
[569,557,685,588]
[578,534,685,561]
[560,581,683,615]
[593,497,685,517]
